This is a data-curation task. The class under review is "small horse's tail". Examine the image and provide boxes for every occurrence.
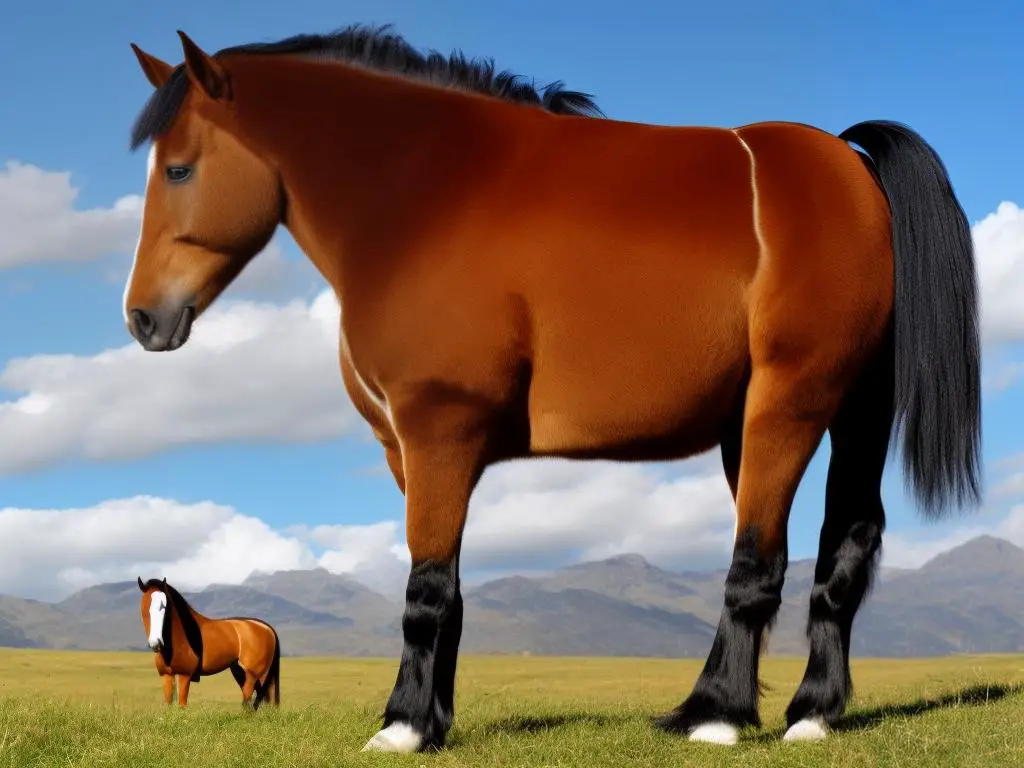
[253,624,281,708]
[839,120,982,518]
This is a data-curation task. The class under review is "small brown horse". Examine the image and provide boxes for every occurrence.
[138,577,281,709]
[122,24,981,752]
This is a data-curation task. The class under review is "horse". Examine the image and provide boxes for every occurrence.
[121,23,981,752]
[137,577,281,709]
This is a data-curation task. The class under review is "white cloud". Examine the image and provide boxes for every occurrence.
[881,503,1024,570]
[0,495,407,602]
[4,449,1023,603]
[0,161,142,269]
[0,289,364,475]
[879,454,1024,569]
[462,458,735,575]
[0,456,737,602]
[975,201,1024,345]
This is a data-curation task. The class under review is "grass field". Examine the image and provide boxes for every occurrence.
[1,650,1023,767]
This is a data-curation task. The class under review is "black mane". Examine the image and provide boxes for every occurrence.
[130,23,603,150]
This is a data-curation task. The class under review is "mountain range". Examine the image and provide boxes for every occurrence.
[2,535,1023,658]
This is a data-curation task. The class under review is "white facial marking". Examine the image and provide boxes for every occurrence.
[688,721,740,745]
[123,143,158,323]
[783,717,828,742]
[147,590,167,649]
[361,722,423,753]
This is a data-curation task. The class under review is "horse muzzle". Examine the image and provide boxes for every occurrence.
[127,304,196,352]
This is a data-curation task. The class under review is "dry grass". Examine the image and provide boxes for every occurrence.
[1,649,1023,766]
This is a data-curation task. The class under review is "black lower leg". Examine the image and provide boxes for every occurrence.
[655,527,786,733]
[382,558,462,750]
[786,346,891,729]
[786,506,883,727]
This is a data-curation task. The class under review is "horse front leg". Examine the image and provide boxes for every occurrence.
[176,674,192,708]
[160,672,174,705]
[361,398,490,753]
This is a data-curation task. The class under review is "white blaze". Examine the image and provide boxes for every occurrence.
[123,143,158,322]
[147,590,167,649]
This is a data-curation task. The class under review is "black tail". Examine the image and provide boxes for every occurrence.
[252,626,281,709]
[839,120,982,517]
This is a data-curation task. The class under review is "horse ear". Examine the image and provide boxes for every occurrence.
[130,44,174,89]
[162,577,167,586]
[138,577,145,592]
[177,30,231,101]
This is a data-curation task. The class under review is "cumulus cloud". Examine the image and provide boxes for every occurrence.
[974,201,1024,345]
[463,458,735,575]
[0,495,408,602]
[3,450,1020,602]
[880,454,1024,569]
[0,289,363,475]
[0,456,737,601]
[881,503,1024,570]
[0,161,142,269]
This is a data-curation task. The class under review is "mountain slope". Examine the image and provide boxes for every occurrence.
[1,535,1022,658]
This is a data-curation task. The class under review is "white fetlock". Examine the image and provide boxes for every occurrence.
[688,721,740,745]
[783,717,828,742]
[361,722,423,753]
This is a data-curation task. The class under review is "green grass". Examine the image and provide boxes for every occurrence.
[1,650,1023,766]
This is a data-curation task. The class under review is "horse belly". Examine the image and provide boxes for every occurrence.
[527,272,750,460]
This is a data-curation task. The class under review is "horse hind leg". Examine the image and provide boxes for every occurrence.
[655,359,840,744]
[231,662,262,709]
[229,662,255,708]
[783,338,893,741]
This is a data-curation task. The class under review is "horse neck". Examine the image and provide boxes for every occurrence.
[170,593,207,628]
[223,54,531,293]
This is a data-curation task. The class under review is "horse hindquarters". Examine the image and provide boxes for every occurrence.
[656,122,897,742]
[784,120,980,738]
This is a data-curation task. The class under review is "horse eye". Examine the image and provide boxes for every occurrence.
[166,166,192,183]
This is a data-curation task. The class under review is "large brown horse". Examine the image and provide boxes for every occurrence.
[122,24,981,752]
[137,577,281,709]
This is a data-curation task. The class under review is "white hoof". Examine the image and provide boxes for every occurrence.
[688,721,739,745]
[783,717,828,742]
[361,722,423,753]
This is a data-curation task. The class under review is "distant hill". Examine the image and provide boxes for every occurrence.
[2,536,1023,658]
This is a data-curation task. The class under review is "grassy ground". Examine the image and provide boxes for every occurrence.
[0,650,1023,767]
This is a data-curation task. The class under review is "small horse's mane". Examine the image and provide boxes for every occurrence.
[129,23,604,150]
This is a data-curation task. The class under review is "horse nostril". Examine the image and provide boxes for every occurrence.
[130,308,156,342]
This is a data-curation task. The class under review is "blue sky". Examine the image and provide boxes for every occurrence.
[1,0,1023,601]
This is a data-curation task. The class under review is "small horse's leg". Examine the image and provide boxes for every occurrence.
[362,404,488,753]
[160,673,174,705]
[176,674,191,708]
[240,669,260,709]
[229,661,254,708]
[783,344,892,741]
[655,362,838,744]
